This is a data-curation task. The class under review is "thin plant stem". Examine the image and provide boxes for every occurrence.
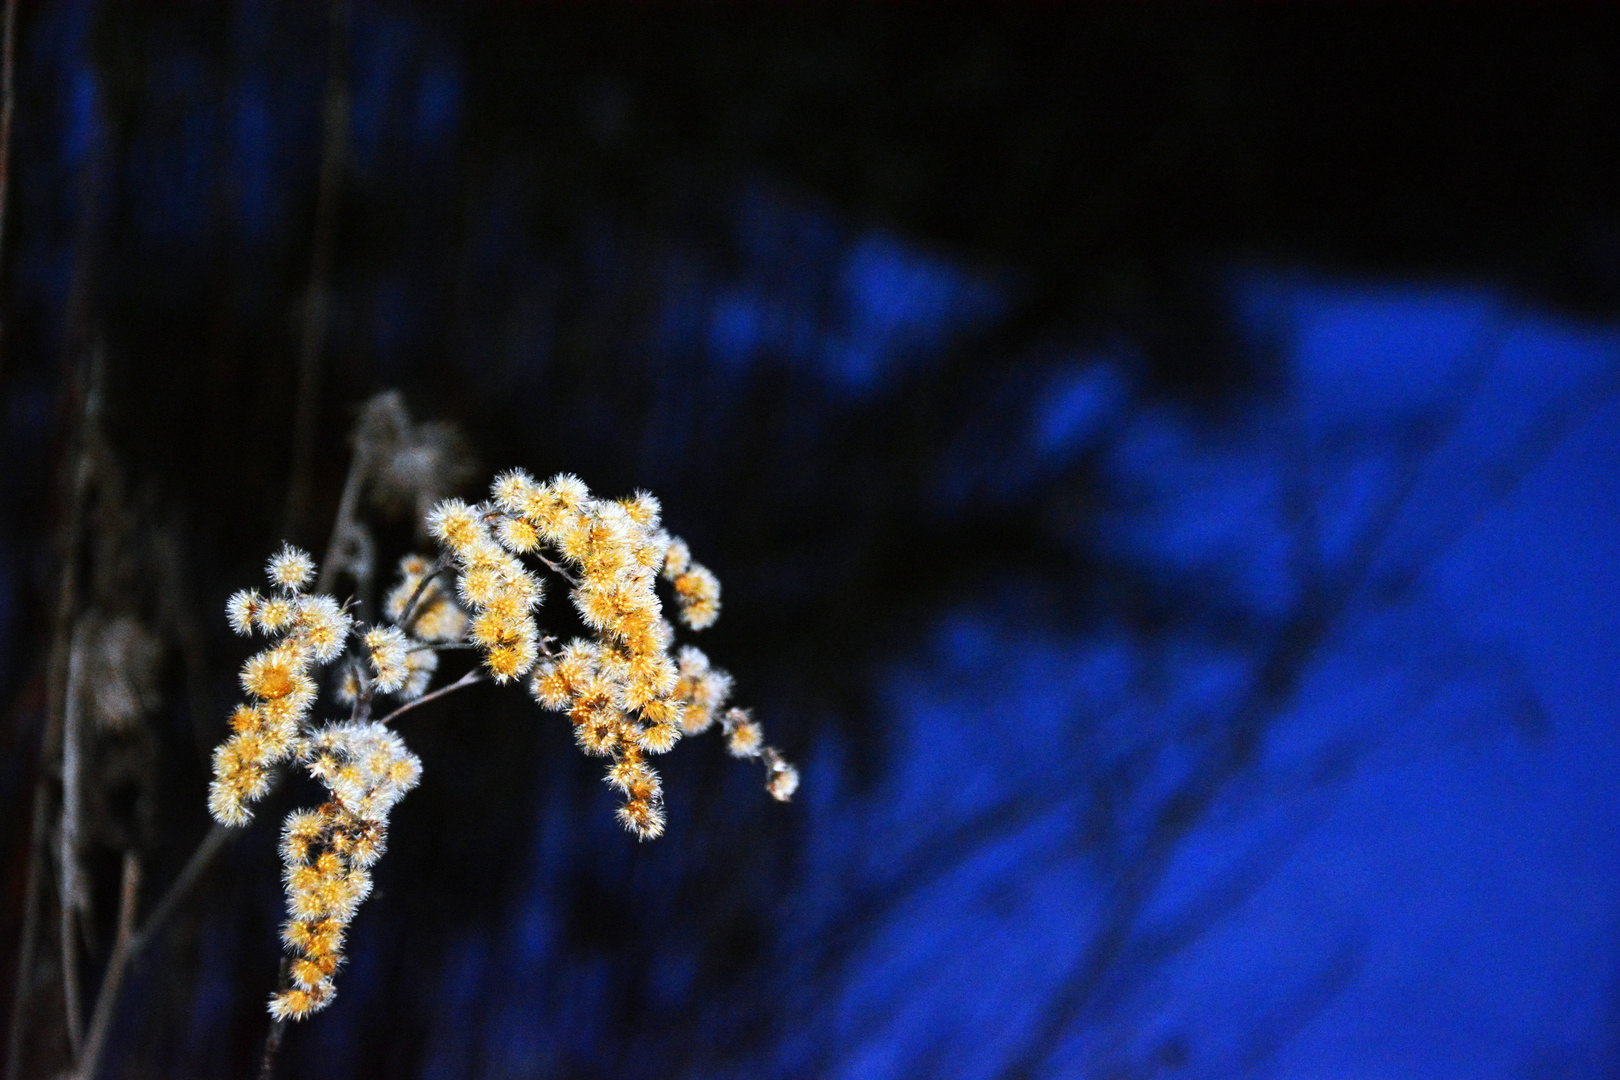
[73,852,140,1080]
[58,629,89,1058]
[257,1017,286,1080]
[374,669,485,726]
[9,354,100,1080]
[57,910,80,1059]
[535,550,578,586]
[3,786,48,1080]
[64,818,242,1080]
[257,958,292,1080]
[0,0,18,378]
[397,557,450,632]
[285,0,351,536]
[315,434,372,598]
[126,824,232,961]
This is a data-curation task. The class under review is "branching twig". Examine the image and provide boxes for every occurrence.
[397,556,451,632]
[1338,314,1504,609]
[535,550,578,587]
[410,641,479,653]
[374,669,485,726]
[61,818,242,1080]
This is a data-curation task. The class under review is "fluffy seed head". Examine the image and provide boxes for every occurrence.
[229,704,263,734]
[496,516,539,553]
[606,757,654,794]
[268,545,316,591]
[575,713,622,756]
[399,649,438,700]
[336,667,361,705]
[637,721,680,754]
[662,538,691,579]
[427,499,483,553]
[485,637,537,683]
[530,662,571,710]
[269,987,327,1021]
[457,566,501,609]
[767,761,800,801]
[490,469,538,515]
[411,596,467,643]
[207,775,255,826]
[295,595,353,662]
[725,712,763,758]
[256,596,296,634]
[763,747,799,801]
[241,645,307,702]
[547,473,589,511]
[672,565,721,630]
[227,589,261,635]
[615,797,665,841]
[622,491,661,528]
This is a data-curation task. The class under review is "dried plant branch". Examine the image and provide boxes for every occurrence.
[203,452,797,1029]
[58,629,90,1058]
[410,641,480,653]
[126,824,232,960]
[1338,316,1504,610]
[395,557,450,632]
[257,1015,287,1080]
[3,786,48,1080]
[534,550,579,586]
[988,346,1578,1079]
[67,818,250,1078]
[373,668,485,726]
[32,359,104,1073]
[315,413,374,598]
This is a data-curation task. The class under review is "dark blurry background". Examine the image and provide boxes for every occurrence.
[3,5,1620,1079]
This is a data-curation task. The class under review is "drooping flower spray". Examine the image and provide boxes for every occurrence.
[207,470,794,1020]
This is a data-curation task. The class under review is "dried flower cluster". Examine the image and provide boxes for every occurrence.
[205,467,795,1023]
[209,546,352,826]
[426,496,543,684]
[464,470,797,839]
[271,722,420,1020]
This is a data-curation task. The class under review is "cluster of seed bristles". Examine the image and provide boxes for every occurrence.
[272,721,419,1020]
[483,470,797,838]
[209,546,352,827]
[205,469,795,1021]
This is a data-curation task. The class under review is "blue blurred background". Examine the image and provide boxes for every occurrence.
[2,5,1619,1079]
